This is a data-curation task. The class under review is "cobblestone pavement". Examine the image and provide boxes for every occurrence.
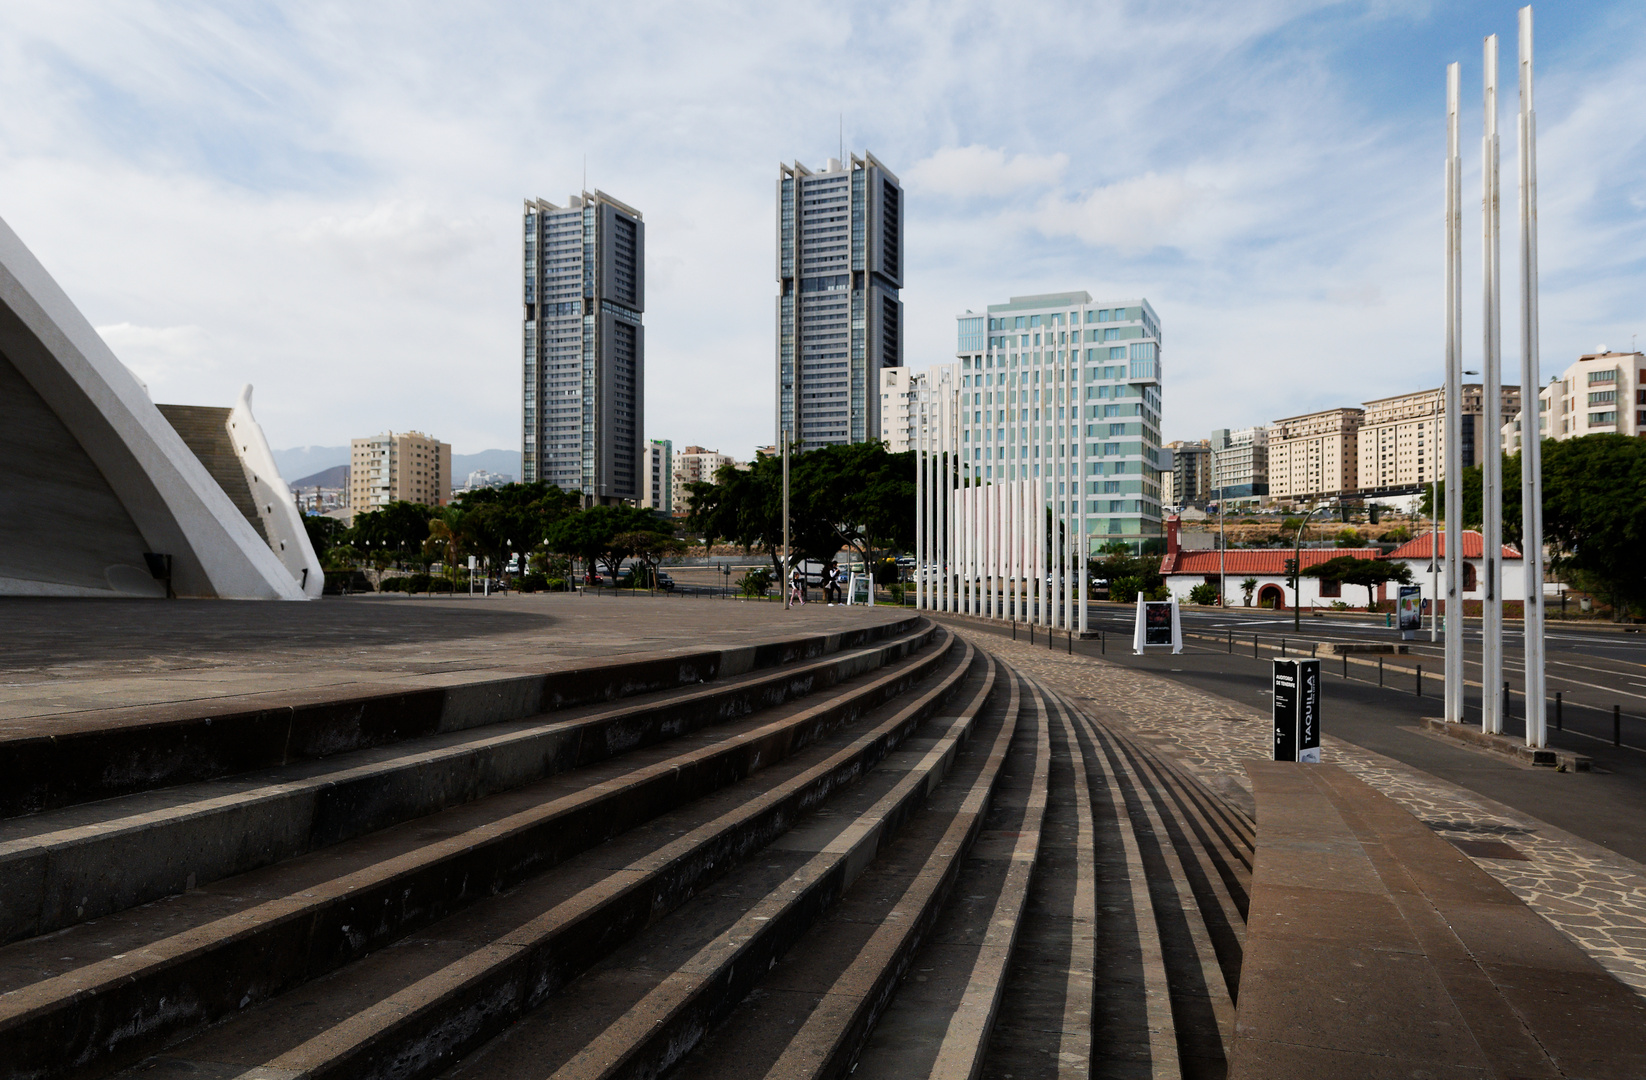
[965,626,1646,998]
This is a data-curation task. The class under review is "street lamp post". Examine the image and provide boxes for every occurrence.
[1293,502,1332,632]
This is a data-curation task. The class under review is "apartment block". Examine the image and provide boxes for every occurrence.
[1164,439,1212,508]
[777,152,903,450]
[955,292,1164,552]
[348,431,451,509]
[1209,425,1268,503]
[521,189,644,503]
[1360,384,1520,495]
[1269,408,1362,503]
[1504,350,1646,452]
[671,445,736,514]
[640,438,673,515]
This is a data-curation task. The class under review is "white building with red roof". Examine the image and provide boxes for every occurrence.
[1158,516,1385,610]
[1384,530,1524,609]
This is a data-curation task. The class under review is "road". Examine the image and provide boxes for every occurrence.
[938,606,1646,866]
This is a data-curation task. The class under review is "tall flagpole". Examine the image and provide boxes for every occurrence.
[1482,34,1505,734]
[916,391,925,611]
[782,437,791,611]
[1519,5,1548,748]
[1444,61,1466,725]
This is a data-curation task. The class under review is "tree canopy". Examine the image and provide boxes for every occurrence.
[1303,554,1412,609]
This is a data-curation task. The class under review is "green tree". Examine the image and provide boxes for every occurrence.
[348,501,434,568]
[1540,434,1646,617]
[302,514,348,560]
[1241,577,1258,606]
[1302,555,1412,610]
[547,504,671,580]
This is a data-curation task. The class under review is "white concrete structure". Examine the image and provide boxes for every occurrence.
[1503,350,1645,451]
[1384,531,1524,611]
[0,212,318,599]
[878,366,924,452]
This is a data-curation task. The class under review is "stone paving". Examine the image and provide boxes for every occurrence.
[965,627,1646,998]
[0,594,904,726]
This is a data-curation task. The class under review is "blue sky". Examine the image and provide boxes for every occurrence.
[2,1,1642,462]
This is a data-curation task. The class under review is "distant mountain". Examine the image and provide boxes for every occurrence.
[453,450,522,483]
[272,445,349,481]
[290,465,348,489]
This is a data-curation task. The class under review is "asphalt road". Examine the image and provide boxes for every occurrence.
[944,609,1646,866]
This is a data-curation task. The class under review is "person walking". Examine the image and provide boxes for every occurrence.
[789,566,807,606]
[825,562,840,605]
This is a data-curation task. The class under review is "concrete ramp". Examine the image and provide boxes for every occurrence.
[1235,762,1646,1078]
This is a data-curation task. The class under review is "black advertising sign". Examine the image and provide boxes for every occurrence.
[1397,584,1423,636]
[1273,659,1321,763]
[1143,601,1173,646]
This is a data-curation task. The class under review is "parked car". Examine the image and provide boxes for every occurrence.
[654,571,675,591]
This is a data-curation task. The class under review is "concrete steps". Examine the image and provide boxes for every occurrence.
[0,619,953,1080]
[0,625,1264,1080]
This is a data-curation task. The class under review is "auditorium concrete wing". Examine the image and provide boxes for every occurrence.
[0,213,320,599]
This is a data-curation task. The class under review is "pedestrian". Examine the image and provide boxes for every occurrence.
[825,563,840,605]
[789,566,807,606]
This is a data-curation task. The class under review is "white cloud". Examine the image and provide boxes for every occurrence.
[904,145,1067,198]
[95,322,217,388]
[1029,173,1208,254]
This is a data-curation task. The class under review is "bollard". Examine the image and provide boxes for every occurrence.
[1101,632,1106,655]
[1049,624,1054,651]
[1013,621,1017,641]
[1030,624,1034,645]
[1228,629,1233,653]
[1503,682,1510,723]
[1068,630,1072,656]
[1378,657,1383,687]
[1555,691,1562,731]
[1281,637,1286,658]
[1343,654,1348,679]
[1311,642,1317,658]
[1416,664,1422,697]
[1254,634,1259,658]
[1615,704,1622,747]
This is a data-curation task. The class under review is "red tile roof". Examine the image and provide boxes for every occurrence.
[1385,530,1520,560]
[1161,548,1384,576]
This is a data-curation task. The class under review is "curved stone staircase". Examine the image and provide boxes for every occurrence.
[0,618,1256,1080]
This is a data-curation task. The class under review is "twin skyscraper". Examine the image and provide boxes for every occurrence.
[519,151,905,503]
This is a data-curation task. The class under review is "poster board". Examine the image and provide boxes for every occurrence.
[1273,659,1321,763]
[1132,596,1183,654]
[1397,584,1423,639]
[846,573,873,606]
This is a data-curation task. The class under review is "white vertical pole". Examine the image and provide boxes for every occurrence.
[783,437,791,611]
[1483,34,1505,734]
[987,476,996,620]
[916,395,925,612]
[1519,4,1547,748]
[1034,467,1044,626]
[1013,471,1021,623]
[1077,352,1089,635]
[1445,62,1466,725]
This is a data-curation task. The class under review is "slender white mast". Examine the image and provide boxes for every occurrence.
[1483,33,1505,734]
[1444,62,1465,725]
[1519,5,1547,748]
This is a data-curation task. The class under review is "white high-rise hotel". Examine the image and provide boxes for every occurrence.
[953,292,1164,554]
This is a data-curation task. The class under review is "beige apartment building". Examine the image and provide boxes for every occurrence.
[671,445,736,513]
[1504,350,1645,452]
[1358,384,1520,496]
[878,367,921,452]
[1269,407,1363,503]
[1164,439,1213,508]
[349,431,451,509]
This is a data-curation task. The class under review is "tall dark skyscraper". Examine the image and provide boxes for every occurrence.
[777,152,902,450]
[521,190,644,504]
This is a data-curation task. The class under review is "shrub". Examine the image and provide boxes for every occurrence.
[378,577,410,592]
[1187,583,1219,605]
[428,577,454,592]
[1110,575,1143,603]
[887,582,905,604]
[322,570,372,594]
[737,568,773,597]
[1281,517,1304,532]
[544,577,567,592]
[407,572,432,593]
[518,573,549,593]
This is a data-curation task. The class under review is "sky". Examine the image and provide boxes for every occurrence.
[2,1,1643,462]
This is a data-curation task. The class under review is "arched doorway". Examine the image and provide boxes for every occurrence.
[1258,583,1287,610]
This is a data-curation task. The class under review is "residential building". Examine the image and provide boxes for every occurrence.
[1209,425,1268,504]
[1164,438,1212,508]
[521,189,644,504]
[348,431,451,509]
[640,438,673,515]
[878,365,958,452]
[1503,350,1646,452]
[1359,384,1520,496]
[672,445,736,514]
[776,152,903,450]
[955,292,1164,553]
[457,470,512,493]
[1268,407,1363,504]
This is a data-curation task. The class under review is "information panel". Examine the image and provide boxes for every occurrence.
[1272,659,1321,763]
[1397,584,1423,639]
[1144,602,1173,645]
